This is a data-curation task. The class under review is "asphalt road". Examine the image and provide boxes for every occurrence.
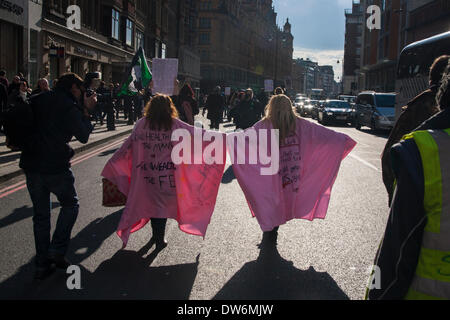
[0,115,392,300]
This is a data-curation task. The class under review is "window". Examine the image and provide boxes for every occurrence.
[199,33,210,45]
[112,9,120,40]
[126,19,134,46]
[199,1,212,10]
[200,50,210,61]
[199,18,211,29]
[136,30,144,50]
[161,43,166,59]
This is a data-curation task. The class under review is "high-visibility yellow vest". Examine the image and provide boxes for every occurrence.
[402,129,450,300]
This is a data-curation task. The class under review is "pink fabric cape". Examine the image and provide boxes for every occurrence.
[227,118,357,232]
[101,118,226,247]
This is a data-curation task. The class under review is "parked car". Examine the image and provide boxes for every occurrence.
[299,99,316,118]
[312,100,325,120]
[354,92,396,131]
[294,97,306,113]
[318,100,354,126]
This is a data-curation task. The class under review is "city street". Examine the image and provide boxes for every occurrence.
[0,115,391,300]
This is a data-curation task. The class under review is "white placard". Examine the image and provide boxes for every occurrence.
[225,87,231,96]
[264,79,274,93]
[152,58,179,95]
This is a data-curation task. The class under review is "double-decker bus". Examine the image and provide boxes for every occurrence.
[395,31,450,119]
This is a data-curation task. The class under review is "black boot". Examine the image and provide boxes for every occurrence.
[259,227,279,248]
[150,218,168,250]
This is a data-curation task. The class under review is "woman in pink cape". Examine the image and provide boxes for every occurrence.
[101,95,226,250]
[229,94,357,246]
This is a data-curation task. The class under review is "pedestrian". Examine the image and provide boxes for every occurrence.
[101,94,225,249]
[228,94,356,247]
[104,83,116,131]
[0,70,9,88]
[235,88,261,129]
[122,94,135,125]
[96,81,108,126]
[230,91,246,129]
[133,90,144,120]
[172,83,199,125]
[19,73,97,280]
[3,79,32,150]
[31,78,50,96]
[381,55,449,205]
[0,76,8,132]
[366,62,450,300]
[205,86,225,130]
[8,75,21,96]
[274,87,285,95]
[113,83,122,120]
[52,79,58,90]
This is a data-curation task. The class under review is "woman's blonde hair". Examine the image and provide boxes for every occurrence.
[263,94,299,143]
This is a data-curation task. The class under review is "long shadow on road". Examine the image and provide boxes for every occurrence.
[0,248,200,300]
[1,208,199,300]
[0,203,60,230]
[213,244,349,300]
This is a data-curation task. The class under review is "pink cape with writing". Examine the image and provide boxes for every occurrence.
[228,118,357,232]
[101,118,226,247]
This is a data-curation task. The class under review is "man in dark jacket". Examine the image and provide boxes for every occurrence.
[367,63,450,300]
[206,86,224,129]
[382,55,449,205]
[20,73,97,280]
[236,89,262,129]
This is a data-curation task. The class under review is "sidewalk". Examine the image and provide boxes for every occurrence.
[0,119,134,184]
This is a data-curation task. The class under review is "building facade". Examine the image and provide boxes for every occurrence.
[0,0,43,85]
[343,0,363,95]
[399,0,450,48]
[196,0,293,93]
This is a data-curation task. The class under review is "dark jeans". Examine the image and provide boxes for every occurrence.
[25,169,79,266]
[106,107,116,130]
[210,117,221,129]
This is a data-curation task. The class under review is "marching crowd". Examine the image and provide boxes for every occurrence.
[0,54,450,300]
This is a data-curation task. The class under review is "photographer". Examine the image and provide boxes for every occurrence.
[84,73,102,125]
[20,73,97,280]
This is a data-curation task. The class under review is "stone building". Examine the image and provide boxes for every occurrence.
[196,0,293,93]
[343,0,364,95]
[0,0,43,85]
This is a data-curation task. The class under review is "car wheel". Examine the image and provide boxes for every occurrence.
[355,118,361,130]
[371,119,378,133]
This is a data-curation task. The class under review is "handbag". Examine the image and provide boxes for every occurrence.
[102,178,127,207]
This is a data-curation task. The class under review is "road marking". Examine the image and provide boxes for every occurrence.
[0,138,127,199]
[349,154,380,172]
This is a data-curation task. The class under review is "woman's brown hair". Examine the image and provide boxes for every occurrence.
[143,94,179,131]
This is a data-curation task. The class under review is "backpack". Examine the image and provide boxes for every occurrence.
[2,94,34,151]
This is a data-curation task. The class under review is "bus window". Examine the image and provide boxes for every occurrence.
[395,31,450,119]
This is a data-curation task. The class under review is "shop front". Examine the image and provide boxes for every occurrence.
[41,19,134,86]
[0,0,27,81]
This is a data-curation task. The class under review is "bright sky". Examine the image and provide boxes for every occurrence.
[273,0,349,81]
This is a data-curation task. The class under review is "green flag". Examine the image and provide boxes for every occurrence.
[118,47,152,97]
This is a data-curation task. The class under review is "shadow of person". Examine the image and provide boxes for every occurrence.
[0,203,60,230]
[0,250,200,300]
[67,209,123,265]
[82,251,200,300]
[213,243,349,300]
[221,166,236,184]
[97,148,119,157]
